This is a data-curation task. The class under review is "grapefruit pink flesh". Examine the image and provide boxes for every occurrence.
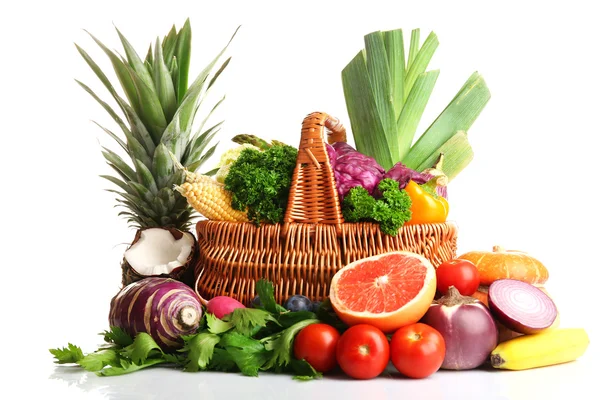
[330,251,436,333]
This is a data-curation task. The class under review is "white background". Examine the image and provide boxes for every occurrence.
[3,0,599,398]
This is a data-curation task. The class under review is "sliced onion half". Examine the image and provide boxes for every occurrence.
[488,279,557,334]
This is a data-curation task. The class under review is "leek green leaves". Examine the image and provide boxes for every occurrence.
[342,28,490,180]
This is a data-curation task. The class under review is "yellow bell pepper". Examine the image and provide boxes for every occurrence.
[404,180,449,225]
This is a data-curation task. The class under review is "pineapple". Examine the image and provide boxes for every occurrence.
[76,19,238,286]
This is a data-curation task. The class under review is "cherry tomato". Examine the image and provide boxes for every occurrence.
[336,324,390,380]
[436,259,480,296]
[293,323,340,373]
[390,323,445,379]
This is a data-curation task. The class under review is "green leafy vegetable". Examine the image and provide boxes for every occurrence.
[224,144,298,225]
[262,319,319,371]
[78,349,120,372]
[102,326,134,347]
[224,308,279,336]
[206,313,234,334]
[342,178,412,235]
[180,333,220,372]
[50,279,333,380]
[342,28,490,179]
[49,343,84,364]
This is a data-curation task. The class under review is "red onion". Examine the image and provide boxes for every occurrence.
[488,279,557,334]
[421,286,498,370]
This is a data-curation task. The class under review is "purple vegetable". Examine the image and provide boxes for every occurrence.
[384,162,433,189]
[421,286,498,370]
[109,277,203,351]
[327,142,385,199]
[488,279,557,334]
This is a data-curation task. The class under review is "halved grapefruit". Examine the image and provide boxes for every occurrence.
[329,251,437,333]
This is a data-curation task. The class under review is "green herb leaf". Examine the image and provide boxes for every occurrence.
[206,313,234,334]
[224,308,279,337]
[208,348,237,372]
[180,332,220,372]
[97,358,167,377]
[49,343,84,364]
[220,332,269,377]
[101,326,133,347]
[78,349,120,372]
[122,332,163,365]
[256,279,280,314]
[261,319,319,371]
[277,311,317,329]
[290,358,322,381]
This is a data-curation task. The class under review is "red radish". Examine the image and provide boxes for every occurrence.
[488,279,557,334]
[109,277,202,351]
[202,295,246,319]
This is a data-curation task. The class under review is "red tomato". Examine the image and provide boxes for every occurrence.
[293,323,340,373]
[436,259,480,296]
[390,323,445,379]
[336,324,390,379]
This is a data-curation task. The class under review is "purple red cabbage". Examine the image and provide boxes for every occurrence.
[326,142,385,199]
[326,143,448,200]
[384,162,433,189]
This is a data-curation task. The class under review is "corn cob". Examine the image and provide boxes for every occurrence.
[171,155,248,222]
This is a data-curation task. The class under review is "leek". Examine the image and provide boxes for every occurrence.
[341,28,490,177]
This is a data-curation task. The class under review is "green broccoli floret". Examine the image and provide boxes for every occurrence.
[342,178,412,236]
[224,144,298,225]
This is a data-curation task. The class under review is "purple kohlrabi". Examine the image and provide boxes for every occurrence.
[325,142,385,199]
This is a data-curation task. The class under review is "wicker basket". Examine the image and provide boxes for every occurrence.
[193,112,458,306]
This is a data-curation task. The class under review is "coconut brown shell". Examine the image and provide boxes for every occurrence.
[457,246,549,286]
[121,227,199,288]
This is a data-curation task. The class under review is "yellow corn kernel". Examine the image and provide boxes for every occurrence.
[174,174,248,222]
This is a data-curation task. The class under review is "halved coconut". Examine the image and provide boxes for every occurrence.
[121,227,198,288]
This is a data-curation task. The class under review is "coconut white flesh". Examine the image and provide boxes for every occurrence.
[124,228,194,276]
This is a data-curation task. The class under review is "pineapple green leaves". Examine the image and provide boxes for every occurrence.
[76,19,239,230]
[342,28,490,180]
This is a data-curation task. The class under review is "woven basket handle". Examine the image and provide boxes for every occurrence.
[282,111,346,235]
